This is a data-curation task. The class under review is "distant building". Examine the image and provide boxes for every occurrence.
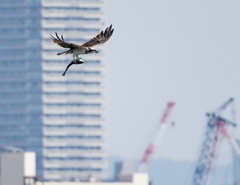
[35,173,149,185]
[233,140,240,185]
[0,0,107,181]
[0,147,36,185]
[0,149,149,185]
[115,161,135,182]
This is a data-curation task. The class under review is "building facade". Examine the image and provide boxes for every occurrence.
[0,0,107,181]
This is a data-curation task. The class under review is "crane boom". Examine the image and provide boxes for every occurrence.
[138,102,176,172]
[221,127,240,158]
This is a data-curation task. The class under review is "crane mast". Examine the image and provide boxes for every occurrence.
[138,102,176,172]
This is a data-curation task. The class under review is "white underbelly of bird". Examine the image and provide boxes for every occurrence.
[73,48,86,58]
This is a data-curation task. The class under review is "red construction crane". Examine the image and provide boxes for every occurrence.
[192,98,237,185]
[138,102,176,172]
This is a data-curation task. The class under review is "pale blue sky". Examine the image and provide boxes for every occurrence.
[104,0,240,165]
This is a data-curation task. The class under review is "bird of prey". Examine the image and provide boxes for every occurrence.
[50,25,114,76]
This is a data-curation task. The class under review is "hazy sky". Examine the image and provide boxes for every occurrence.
[104,0,240,165]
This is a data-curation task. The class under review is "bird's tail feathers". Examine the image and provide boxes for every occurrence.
[57,51,67,55]
[57,50,72,55]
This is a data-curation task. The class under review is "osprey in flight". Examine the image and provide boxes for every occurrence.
[50,24,114,76]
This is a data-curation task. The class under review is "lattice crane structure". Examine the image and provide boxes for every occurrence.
[192,98,239,185]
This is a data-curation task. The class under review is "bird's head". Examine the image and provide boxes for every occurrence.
[88,48,98,54]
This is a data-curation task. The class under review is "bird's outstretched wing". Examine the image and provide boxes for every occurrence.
[82,25,114,47]
[50,32,82,49]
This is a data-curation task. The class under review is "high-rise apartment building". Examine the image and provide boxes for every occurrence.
[0,0,107,181]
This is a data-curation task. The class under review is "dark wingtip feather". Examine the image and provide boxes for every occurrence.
[50,34,55,40]
[109,24,112,31]
[55,32,62,41]
[110,29,114,37]
[105,26,110,33]
[104,29,108,37]
[61,35,64,42]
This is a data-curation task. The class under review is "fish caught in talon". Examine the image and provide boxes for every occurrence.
[62,58,84,76]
